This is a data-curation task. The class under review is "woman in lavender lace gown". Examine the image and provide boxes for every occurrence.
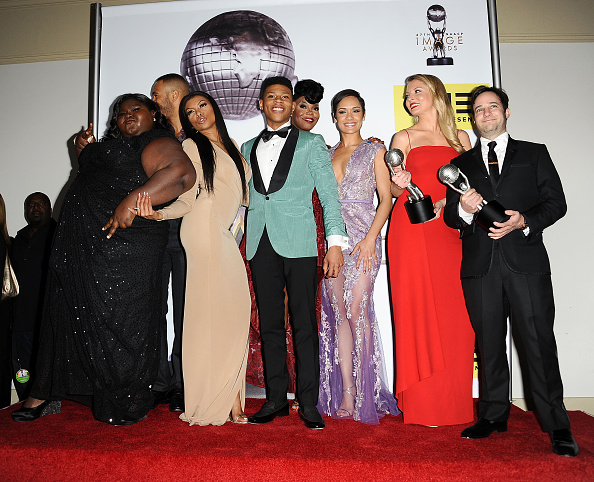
[318,89,399,424]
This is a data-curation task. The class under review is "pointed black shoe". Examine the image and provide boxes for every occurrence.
[12,400,62,422]
[299,405,325,430]
[151,389,173,410]
[169,389,184,412]
[107,414,148,427]
[248,400,289,424]
[461,418,507,439]
[550,428,579,457]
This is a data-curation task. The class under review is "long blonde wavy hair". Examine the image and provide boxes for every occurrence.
[0,194,10,245]
[406,74,465,153]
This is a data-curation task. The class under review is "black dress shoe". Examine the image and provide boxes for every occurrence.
[12,400,62,422]
[107,414,148,427]
[550,428,579,457]
[299,405,325,430]
[169,389,184,412]
[151,389,173,410]
[248,400,289,424]
[461,418,507,439]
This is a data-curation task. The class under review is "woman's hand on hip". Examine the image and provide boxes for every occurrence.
[351,236,377,273]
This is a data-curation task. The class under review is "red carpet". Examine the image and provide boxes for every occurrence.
[0,399,592,481]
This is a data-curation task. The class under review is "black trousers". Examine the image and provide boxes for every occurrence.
[462,244,570,432]
[11,331,35,400]
[249,228,319,407]
[153,219,186,392]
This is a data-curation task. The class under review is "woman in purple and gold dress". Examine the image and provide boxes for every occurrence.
[317,89,399,424]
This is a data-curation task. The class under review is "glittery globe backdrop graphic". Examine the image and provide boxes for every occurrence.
[181,10,296,120]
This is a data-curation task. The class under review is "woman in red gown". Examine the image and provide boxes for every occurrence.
[387,74,474,426]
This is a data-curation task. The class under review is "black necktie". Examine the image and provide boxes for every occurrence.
[488,141,499,183]
[261,126,291,142]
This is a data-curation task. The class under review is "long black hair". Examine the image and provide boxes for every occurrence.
[104,93,169,140]
[179,91,247,200]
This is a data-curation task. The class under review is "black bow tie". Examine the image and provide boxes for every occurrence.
[261,126,291,142]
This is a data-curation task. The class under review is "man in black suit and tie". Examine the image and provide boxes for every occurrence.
[444,86,578,457]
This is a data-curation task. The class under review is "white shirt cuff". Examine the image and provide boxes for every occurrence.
[327,234,349,250]
[458,203,475,225]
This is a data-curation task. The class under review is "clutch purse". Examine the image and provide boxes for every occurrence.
[2,251,19,301]
[231,206,246,247]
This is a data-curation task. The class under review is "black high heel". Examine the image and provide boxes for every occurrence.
[12,400,62,422]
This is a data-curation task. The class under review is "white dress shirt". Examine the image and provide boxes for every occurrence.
[256,121,292,191]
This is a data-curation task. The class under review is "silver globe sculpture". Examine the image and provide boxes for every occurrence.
[181,10,296,120]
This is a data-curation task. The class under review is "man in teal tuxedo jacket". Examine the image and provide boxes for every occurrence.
[242,77,347,430]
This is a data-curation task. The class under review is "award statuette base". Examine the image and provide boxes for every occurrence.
[405,196,436,224]
[475,201,510,231]
[427,57,453,66]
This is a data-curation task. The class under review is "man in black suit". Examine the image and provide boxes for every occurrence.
[443,86,578,457]
[149,73,190,412]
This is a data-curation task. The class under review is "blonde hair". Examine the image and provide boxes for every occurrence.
[406,74,465,153]
[0,194,9,245]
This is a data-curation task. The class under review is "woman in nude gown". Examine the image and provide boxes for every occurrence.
[136,91,251,425]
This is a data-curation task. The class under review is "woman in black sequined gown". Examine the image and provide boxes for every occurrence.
[12,94,196,426]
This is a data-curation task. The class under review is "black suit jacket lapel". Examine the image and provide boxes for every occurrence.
[467,143,495,199]
[267,127,299,194]
[471,143,488,178]
[250,131,266,195]
[500,136,519,181]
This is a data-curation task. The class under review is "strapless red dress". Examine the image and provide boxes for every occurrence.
[387,145,474,426]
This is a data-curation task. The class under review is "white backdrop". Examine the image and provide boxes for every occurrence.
[98,0,494,392]
[98,0,492,143]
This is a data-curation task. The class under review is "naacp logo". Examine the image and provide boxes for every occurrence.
[417,4,463,66]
